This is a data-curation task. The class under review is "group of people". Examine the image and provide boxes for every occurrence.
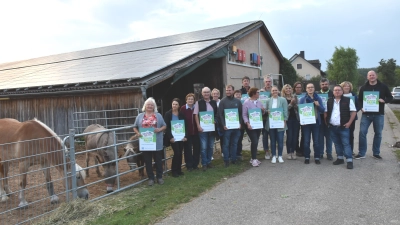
[133,70,393,186]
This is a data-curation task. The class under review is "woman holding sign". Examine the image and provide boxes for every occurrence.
[133,97,167,186]
[265,86,288,163]
[281,84,299,160]
[164,98,187,178]
[242,87,266,167]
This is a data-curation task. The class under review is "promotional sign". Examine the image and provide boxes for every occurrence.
[224,108,240,129]
[268,108,284,128]
[241,94,249,104]
[199,111,215,132]
[139,128,156,151]
[363,91,379,112]
[171,120,185,141]
[298,103,316,125]
[248,108,263,129]
[258,91,270,107]
[319,93,328,110]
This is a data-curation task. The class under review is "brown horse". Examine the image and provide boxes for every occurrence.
[83,124,117,193]
[0,118,89,208]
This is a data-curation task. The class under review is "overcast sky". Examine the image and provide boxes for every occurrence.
[0,0,399,70]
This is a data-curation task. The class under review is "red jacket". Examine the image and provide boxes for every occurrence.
[180,104,198,136]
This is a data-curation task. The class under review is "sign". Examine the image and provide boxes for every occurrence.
[248,108,263,129]
[258,91,270,107]
[199,111,215,132]
[319,93,328,110]
[349,96,355,106]
[269,108,284,128]
[139,128,156,151]
[224,108,240,129]
[363,91,379,112]
[171,120,185,141]
[298,103,316,125]
[241,94,249,104]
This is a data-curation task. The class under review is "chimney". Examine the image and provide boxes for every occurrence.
[299,51,305,59]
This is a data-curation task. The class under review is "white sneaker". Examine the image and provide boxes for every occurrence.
[278,156,284,163]
[271,156,276,163]
[251,159,259,167]
[249,159,253,164]
[256,159,261,165]
[211,157,214,161]
[265,151,271,160]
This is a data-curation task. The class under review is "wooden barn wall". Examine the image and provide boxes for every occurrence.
[0,89,143,135]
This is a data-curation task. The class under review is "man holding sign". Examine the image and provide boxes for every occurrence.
[218,85,243,167]
[355,70,393,160]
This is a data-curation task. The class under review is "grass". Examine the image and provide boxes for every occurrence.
[36,151,253,225]
[395,149,400,161]
[392,109,400,123]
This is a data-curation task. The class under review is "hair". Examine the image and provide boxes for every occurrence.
[202,87,211,93]
[271,85,279,92]
[333,85,343,91]
[263,74,272,81]
[340,81,353,92]
[320,77,329,84]
[225,84,235,90]
[234,90,242,95]
[293,81,303,89]
[242,76,250,82]
[142,97,158,113]
[281,84,292,98]
[185,93,195,101]
[248,87,259,97]
[211,88,220,95]
[172,98,181,106]
[368,70,377,75]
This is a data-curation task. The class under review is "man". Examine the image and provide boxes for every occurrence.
[318,78,333,160]
[194,87,218,171]
[293,81,305,157]
[324,85,357,169]
[355,70,393,159]
[234,90,245,159]
[240,76,251,95]
[218,85,243,167]
[260,75,272,159]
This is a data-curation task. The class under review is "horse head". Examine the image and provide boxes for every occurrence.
[123,135,140,170]
[74,164,89,199]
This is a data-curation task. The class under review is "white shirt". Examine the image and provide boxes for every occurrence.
[329,98,356,126]
[272,98,278,108]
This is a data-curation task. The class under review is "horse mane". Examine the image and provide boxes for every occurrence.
[32,118,63,146]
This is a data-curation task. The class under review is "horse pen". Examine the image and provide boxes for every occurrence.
[0,108,176,224]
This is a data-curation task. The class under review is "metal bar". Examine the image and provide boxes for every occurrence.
[68,129,78,200]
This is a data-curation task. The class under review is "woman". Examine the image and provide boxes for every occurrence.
[180,93,200,171]
[265,86,288,163]
[293,81,304,157]
[133,97,166,186]
[242,87,265,167]
[212,88,223,159]
[281,84,299,160]
[164,98,187,177]
[211,88,221,107]
[340,81,360,155]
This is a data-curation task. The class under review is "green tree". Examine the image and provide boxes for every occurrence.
[280,57,298,86]
[377,58,397,86]
[326,46,359,85]
[395,67,400,86]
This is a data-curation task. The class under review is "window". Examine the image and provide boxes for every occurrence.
[297,64,302,69]
[305,74,310,80]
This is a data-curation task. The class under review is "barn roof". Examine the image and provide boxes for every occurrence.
[0,20,283,97]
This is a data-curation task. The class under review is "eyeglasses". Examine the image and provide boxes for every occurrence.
[265,81,271,83]
[306,87,314,89]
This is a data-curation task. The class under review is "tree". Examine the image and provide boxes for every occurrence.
[280,57,299,86]
[377,58,397,86]
[326,46,359,86]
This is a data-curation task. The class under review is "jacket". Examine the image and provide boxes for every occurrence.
[264,96,288,132]
[164,109,187,144]
[358,79,393,115]
[133,112,166,151]
[298,93,325,125]
[326,96,351,126]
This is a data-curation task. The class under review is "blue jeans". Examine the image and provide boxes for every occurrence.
[262,121,269,151]
[358,114,384,156]
[302,124,320,159]
[329,126,352,162]
[269,129,284,157]
[199,132,215,166]
[222,129,241,162]
[286,119,300,154]
[319,118,332,156]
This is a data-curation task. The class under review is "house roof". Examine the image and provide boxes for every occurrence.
[289,53,325,74]
[0,21,283,97]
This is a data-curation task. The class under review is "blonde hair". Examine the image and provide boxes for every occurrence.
[142,97,158,113]
[281,84,293,98]
[211,88,220,95]
[340,81,353,92]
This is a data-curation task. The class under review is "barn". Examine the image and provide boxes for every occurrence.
[0,20,283,135]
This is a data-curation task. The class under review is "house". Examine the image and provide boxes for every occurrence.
[0,20,284,135]
[289,51,325,80]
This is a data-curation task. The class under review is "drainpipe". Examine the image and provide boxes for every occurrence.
[140,85,147,101]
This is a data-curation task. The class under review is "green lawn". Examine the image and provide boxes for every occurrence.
[393,109,400,122]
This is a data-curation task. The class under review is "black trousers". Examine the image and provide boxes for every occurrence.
[171,141,184,174]
[295,126,304,154]
[142,150,163,180]
[237,128,245,156]
[184,134,200,169]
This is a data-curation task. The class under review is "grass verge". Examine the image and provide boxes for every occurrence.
[36,151,253,225]
[394,149,400,161]
[392,109,400,122]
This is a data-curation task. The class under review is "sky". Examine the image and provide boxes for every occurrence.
[0,0,399,70]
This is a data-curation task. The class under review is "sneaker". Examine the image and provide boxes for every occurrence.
[256,159,261,165]
[265,151,271,160]
[373,155,382,160]
[354,154,365,159]
[148,179,154,186]
[333,159,344,165]
[271,156,276,164]
[347,162,354,169]
[292,154,297,160]
[249,159,253,164]
[157,178,164,185]
[211,157,214,161]
[251,159,259,167]
[304,159,310,164]
[315,160,321,165]
[327,154,333,160]
[286,153,293,160]
[278,156,284,163]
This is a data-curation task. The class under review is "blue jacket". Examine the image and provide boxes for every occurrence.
[298,93,325,125]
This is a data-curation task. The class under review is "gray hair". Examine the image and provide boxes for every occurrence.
[320,77,329,84]
[202,87,211,93]
[142,97,158,113]
[263,74,272,81]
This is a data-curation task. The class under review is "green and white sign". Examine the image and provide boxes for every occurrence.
[319,93,328,110]
[241,94,249,104]
[171,120,185,141]
[139,128,156,151]
[258,91,270,107]
[224,108,240,129]
[199,111,215,132]
[363,91,379,112]
[298,103,316,125]
[248,108,263,129]
[269,108,284,128]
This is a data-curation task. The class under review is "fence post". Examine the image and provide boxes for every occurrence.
[68,129,78,200]
[113,130,120,190]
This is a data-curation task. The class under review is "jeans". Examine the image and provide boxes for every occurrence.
[329,126,352,162]
[286,119,300,154]
[262,120,269,151]
[319,117,332,156]
[302,123,320,159]
[269,129,284,157]
[358,114,384,156]
[183,134,200,169]
[142,150,164,180]
[349,120,356,153]
[199,132,215,166]
[246,128,261,159]
[236,129,245,157]
[222,129,241,162]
